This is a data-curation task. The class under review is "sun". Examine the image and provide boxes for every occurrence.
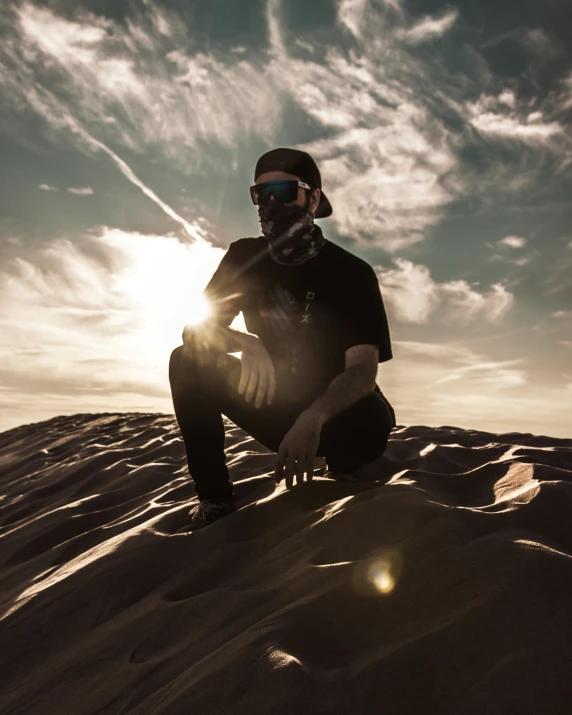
[107,232,246,368]
[185,293,211,327]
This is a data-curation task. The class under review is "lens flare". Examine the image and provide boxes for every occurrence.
[369,559,396,594]
[351,548,403,597]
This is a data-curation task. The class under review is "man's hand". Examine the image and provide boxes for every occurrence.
[238,334,276,409]
[275,410,324,488]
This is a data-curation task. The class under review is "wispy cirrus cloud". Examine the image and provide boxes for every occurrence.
[6,1,284,163]
[2,66,211,243]
[395,339,527,391]
[386,338,572,435]
[0,0,460,250]
[273,0,461,249]
[560,72,572,110]
[444,82,572,207]
[68,186,94,195]
[397,8,459,45]
[3,0,571,254]
[485,235,532,266]
[469,108,562,142]
[435,357,526,389]
[461,90,566,147]
[483,27,565,63]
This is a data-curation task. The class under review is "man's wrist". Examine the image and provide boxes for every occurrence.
[303,405,328,428]
[238,330,258,351]
[302,366,375,428]
[212,326,257,354]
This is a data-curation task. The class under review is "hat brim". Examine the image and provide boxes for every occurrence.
[315,191,332,219]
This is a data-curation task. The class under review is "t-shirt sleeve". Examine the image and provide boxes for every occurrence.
[201,240,245,326]
[339,263,393,363]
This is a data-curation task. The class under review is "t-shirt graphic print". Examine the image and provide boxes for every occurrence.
[257,282,315,380]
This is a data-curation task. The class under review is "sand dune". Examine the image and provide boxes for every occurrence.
[1,412,571,714]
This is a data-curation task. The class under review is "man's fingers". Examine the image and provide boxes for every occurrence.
[308,457,315,482]
[275,445,286,482]
[245,369,259,403]
[295,457,306,487]
[285,455,296,489]
[255,371,269,408]
[267,367,276,405]
[238,363,251,395]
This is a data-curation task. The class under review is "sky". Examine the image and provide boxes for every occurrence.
[0,0,571,439]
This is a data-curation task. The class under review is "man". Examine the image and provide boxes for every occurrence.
[169,147,396,530]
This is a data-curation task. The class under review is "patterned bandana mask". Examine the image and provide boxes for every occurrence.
[258,199,326,267]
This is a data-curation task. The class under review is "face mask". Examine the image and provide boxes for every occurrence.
[258,198,326,266]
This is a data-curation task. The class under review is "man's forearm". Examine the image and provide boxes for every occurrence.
[182,324,255,354]
[304,366,376,427]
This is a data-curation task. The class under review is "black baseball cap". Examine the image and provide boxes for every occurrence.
[254,147,333,218]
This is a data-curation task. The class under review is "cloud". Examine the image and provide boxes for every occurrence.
[395,340,526,390]
[535,244,572,296]
[38,183,58,191]
[434,359,526,389]
[1,0,462,250]
[560,72,572,110]
[337,0,370,39]
[2,0,571,256]
[338,0,403,39]
[499,236,527,249]
[498,90,517,109]
[386,337,572,435]
[486,236,534,265]
[464,93,564,144]
[376,258,514,325]
[0,228,238,417]
[301,122,455,250]
[483,27,564,63]
[519,28,564,60]
[470,111,562,142]
[439,281,514,325]
[398,8,459,45]
[443,87,572,205]
[4,66,211,243]
[279,12,460,248]
[6,1,284,163]
[67,186,94,195]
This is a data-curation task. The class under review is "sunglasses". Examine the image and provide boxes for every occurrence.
[249,180,312,206]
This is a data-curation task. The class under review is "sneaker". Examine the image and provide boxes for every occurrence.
[188,499,235,530]
[324,468,358,483]
[324,452,397,484]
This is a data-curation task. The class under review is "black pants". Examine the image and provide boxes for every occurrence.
[168,343,396,503]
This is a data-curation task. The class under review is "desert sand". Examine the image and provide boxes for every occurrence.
[1,412,571,714]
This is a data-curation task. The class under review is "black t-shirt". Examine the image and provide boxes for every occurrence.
[202,237,395,423]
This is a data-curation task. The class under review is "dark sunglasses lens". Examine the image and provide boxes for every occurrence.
[251,181,298,205]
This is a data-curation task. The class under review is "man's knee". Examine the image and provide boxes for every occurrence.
[169,345,183,379]
[169,344,196,382]
[169,339,223,384]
